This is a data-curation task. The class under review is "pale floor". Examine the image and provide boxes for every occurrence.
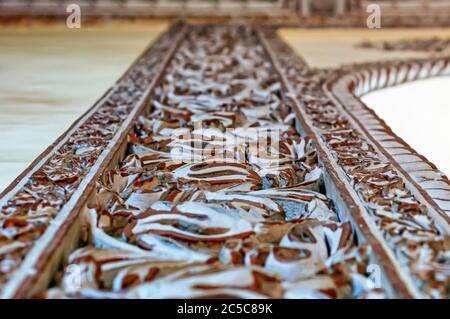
[0,25,449,192]
[0,21,168,192]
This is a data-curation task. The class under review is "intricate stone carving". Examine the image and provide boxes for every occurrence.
[1,24,448,299]
[0,23,184,292]
[262,28,449,298]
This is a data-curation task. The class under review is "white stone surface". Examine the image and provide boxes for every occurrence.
[363,76,450,177]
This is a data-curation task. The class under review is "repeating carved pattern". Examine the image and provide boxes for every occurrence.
[0,24,184,291]
[262,28,450,298]
[41,26,383,299]
[1,23,449,299]
[330,58,450,222]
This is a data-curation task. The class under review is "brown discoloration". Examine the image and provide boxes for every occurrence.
[327,58,450,226]
[4,23,448,299]
[4,23,187,298]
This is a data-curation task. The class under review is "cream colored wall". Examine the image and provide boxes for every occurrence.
[0,21,168,192]
[279,27,450,177]
[278,28,450,68]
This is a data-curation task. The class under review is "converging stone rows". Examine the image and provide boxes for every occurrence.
[0,25,182,291]
[41,26,383,299]
[262,30,449,299]
[2,24,447,299]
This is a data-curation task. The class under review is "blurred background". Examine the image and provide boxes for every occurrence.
[0,1,450,26]
[0,0,449,192]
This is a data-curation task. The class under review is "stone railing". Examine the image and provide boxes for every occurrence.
[327,57,450,225]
